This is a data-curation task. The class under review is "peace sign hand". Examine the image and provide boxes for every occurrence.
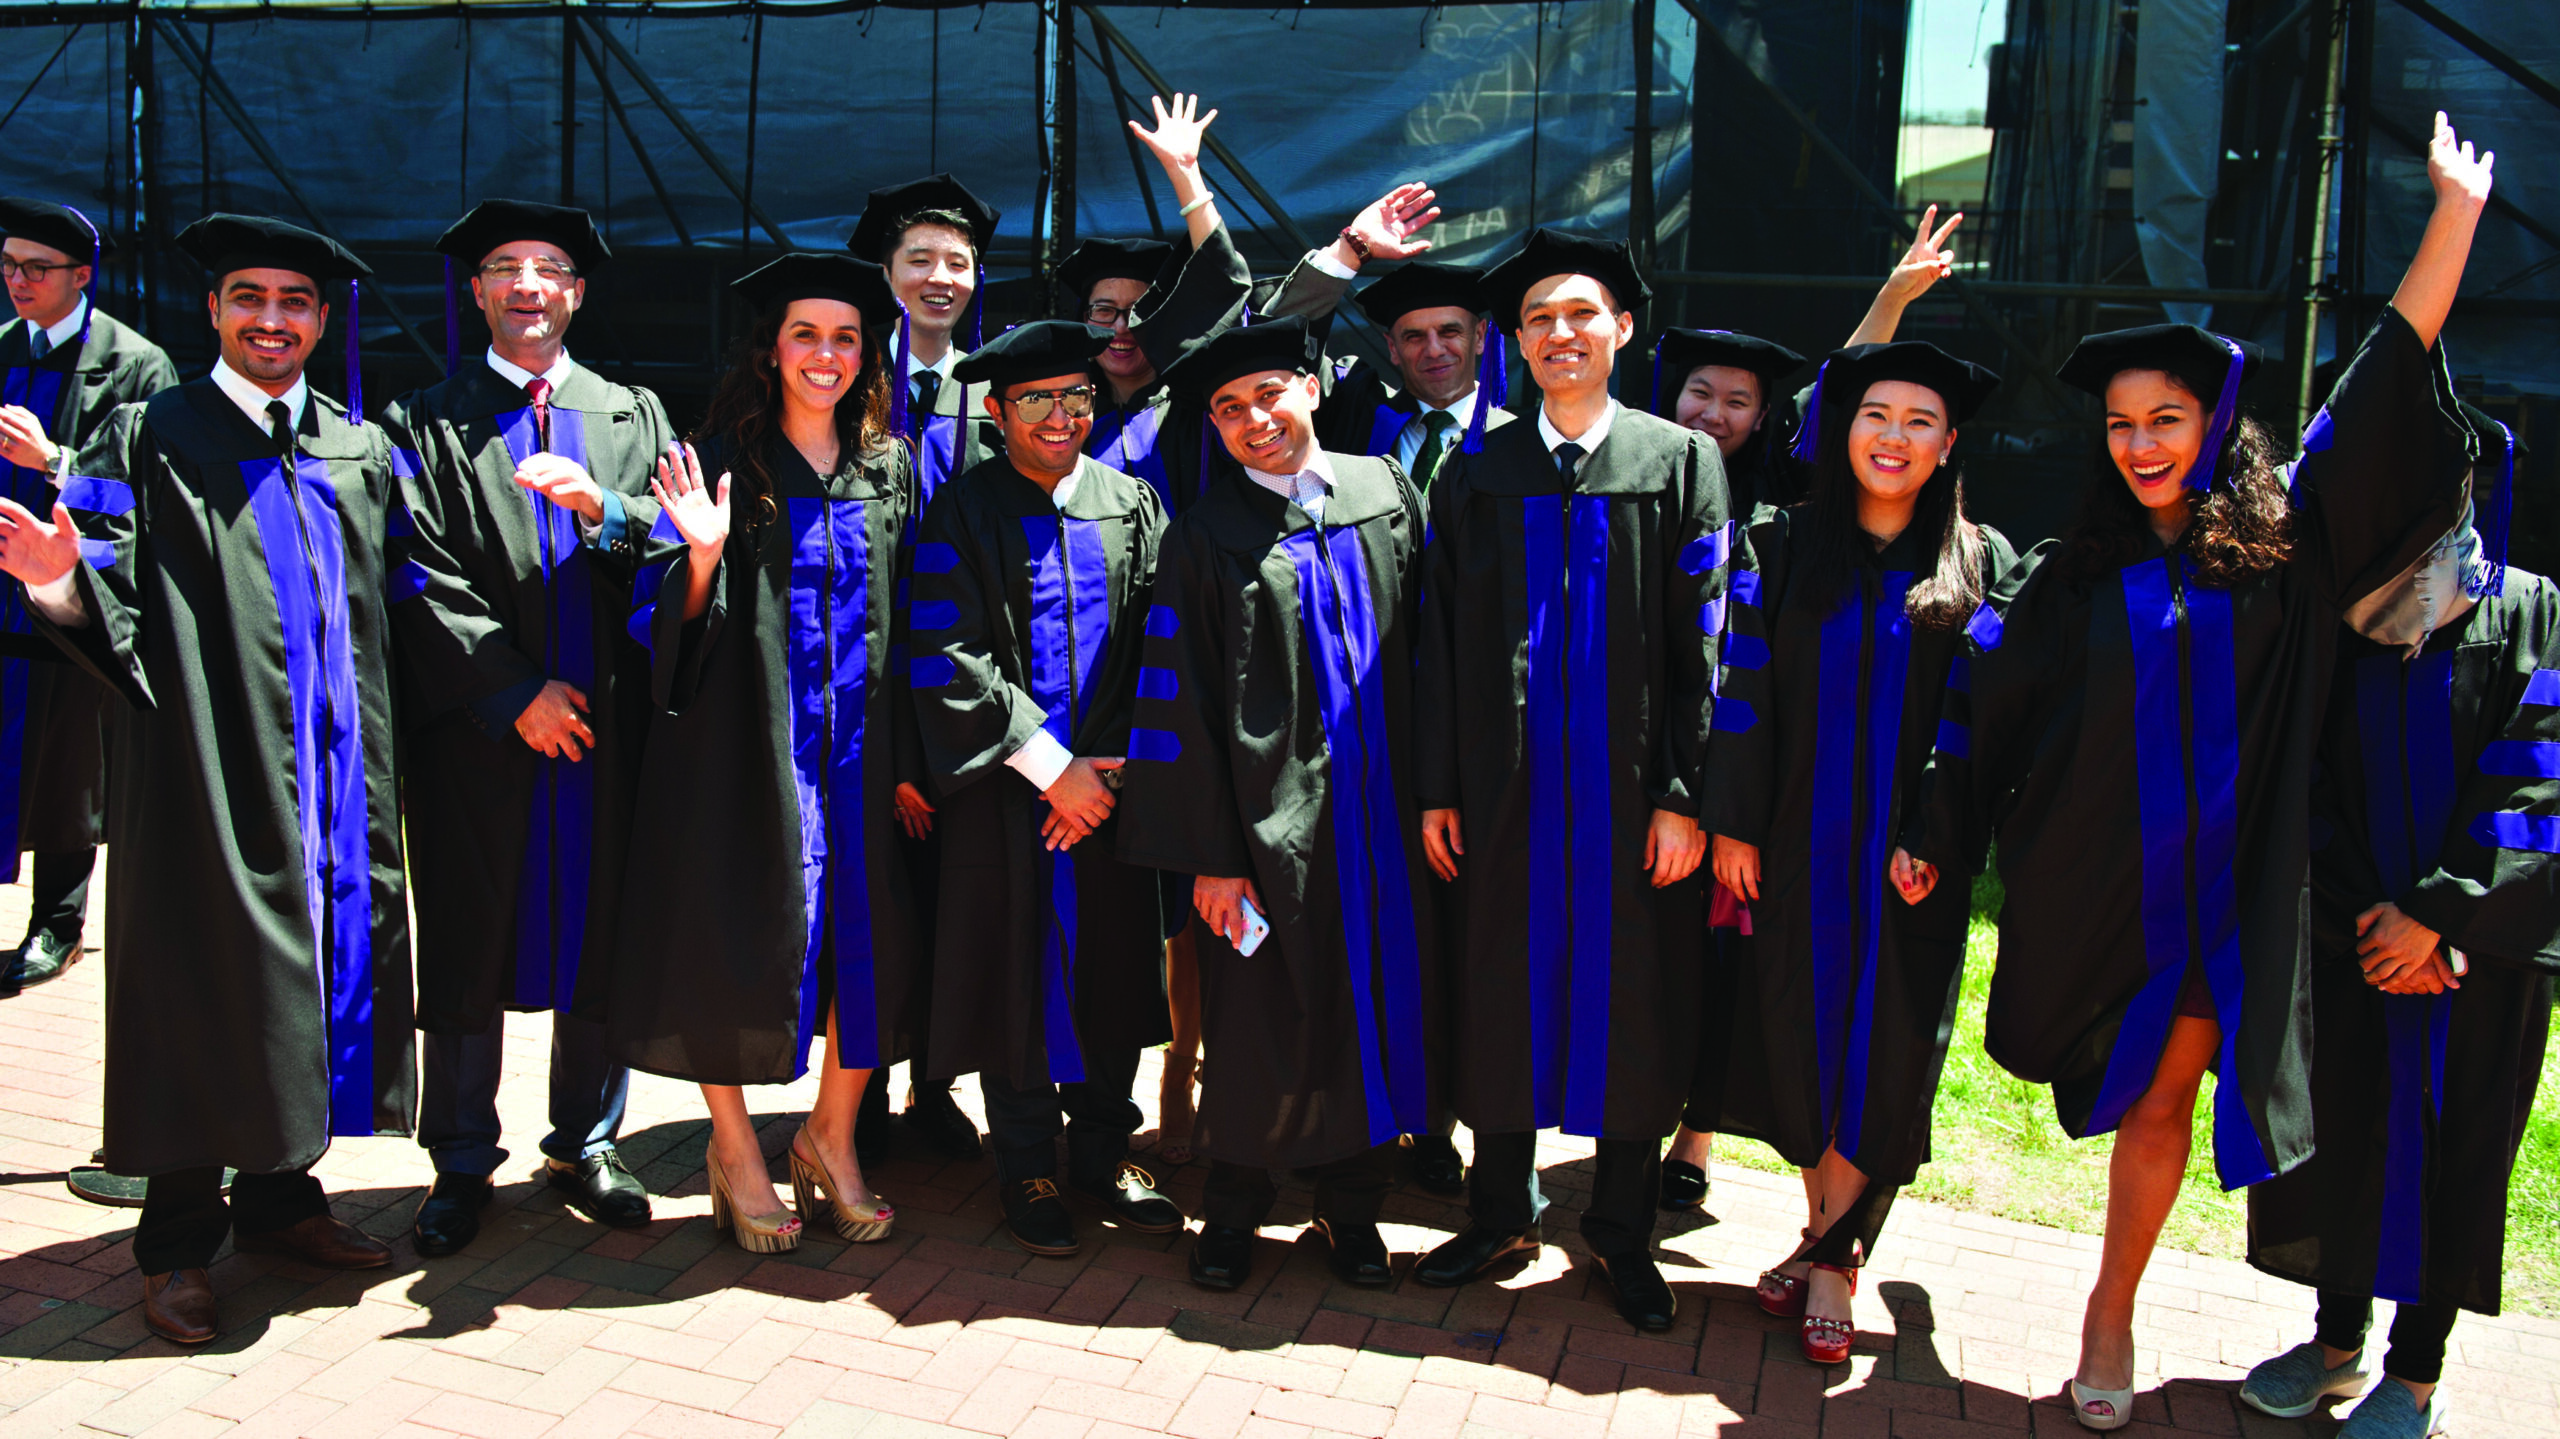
[1881,204,1965,306]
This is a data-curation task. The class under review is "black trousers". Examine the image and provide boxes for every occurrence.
[1204,1142,1396,1231]
[25,848,93,944]
[980,1045,1143,1187]
[1468,1131,1659,1258]
[135,1167,328,1275]
[2316,1291,2460,1385]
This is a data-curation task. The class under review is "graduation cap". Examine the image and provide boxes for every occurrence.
[732,253,898,332]
[852,172,1000,354]
[1482,228,1652,329]
[434,200,610,376]
[1055,238,1173,313]
[1161,314,1323,408]
[1352,262,1488,329]
[952,320,1114,391]
[0,197,108,347]
[1650,329,1805,417]
[1787,340,2000,465]
[2057,324,2267,493]
[2457,399,2521,599]
[177,213,374,420]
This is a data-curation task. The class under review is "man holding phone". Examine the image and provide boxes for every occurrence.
[1118,316,1445,1294]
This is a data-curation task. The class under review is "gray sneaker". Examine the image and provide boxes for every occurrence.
[2241,1341,2371,1419]
[2339,1379,2447,1439]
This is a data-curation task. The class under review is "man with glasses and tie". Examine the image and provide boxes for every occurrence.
[380,199,676,1258]
[0,213,414,1344]
[0,198,176,995]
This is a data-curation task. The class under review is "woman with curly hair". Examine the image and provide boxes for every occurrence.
[608,252,933,1253]
[1897,112,2496,1432]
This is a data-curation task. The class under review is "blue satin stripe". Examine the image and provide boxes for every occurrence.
[390,445,424,479]
[499,404,598,1012]
[1838,572,1913,1162]
[1021,513,1114,1084]
[1807,589,1864,1147]
[76,538,112,570]
[627,558,673,650]
[782,500,833,1071]
[1128,727,1182,762]
[240,455,378,1136]
[385,502,417,539]
[1711,699,1757,733]
[2089,559,2193,1138]
[916,413,965,505]
[912,542,960,574]
[0,366,66,885]
[1146,604,1179,638]
[2185,577,2274,1189]
[1699,595,1727,638]
[910,655,957,687]
[390,559,433,603]
[2473,811,2560,851]
[2479,741,2560,778]
[910,599,960,632]
[2524,670,2560,707]
[1365,404,1408,459]
[1562,495,1616,1136]
[1091,405,1171,509]
[1934,720,1969,758]
[646,505,682,546]
[57,475,132,514]
[1679,520,1731,576]
[1965,602,2004,651]
[1722,632,1768,670]
[1136,666,1178,701]
[824,500,880,1068]
[1730,569,1763,607]
[1522,495,1570,1128]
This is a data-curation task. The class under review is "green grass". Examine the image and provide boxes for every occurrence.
[1711,867,2560,1315]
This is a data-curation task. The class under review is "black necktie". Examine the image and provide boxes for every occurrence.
[1412,410,1459,489]
[27,330,51,362]
[913,371,942,417]
[1554,440,1583,485]
[267,399,295,455]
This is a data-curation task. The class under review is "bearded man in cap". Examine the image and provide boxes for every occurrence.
[381,199,676,1256]
[0,213,414,1343]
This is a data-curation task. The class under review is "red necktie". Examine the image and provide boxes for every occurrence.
[525,375,552,453]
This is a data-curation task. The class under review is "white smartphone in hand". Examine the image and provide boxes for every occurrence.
[1235,896,1271,957]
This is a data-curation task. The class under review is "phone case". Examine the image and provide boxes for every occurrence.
[1236,897,1271,956]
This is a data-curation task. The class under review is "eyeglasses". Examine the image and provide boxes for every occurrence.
[1003,385,1097,422]
[0,259,75,283]
[478,259,577,285]
[1082,301,1136,327]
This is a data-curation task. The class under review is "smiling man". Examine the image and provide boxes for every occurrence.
[905,319,1186,1259]
[1410,229,1730,1332]
[1118,316,1445,1294]
[380,199,675,1257]
[849,173,1003,510]
[0,214,414,1344]
[0,198,176,995]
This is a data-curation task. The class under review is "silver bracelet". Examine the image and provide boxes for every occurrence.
[1179,192,1214,218]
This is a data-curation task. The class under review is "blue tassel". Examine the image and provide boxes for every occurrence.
[969,263,985,350]
[1787,359,1831,465]
[345,279,363,422]
[2188,335,2247,493]
[890,308,914,444]
[1463,330,1506,455]
[2469,417,2515,600]
[63,204,99,346]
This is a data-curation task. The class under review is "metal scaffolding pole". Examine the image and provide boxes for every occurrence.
[582,15,793,250]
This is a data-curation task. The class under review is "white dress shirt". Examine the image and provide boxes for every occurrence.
[1002,458,1092,792]
[1241,446,1338,526]
[1537,398,1619,476]
[484,344,575,395]
[21,298,87,359]
[1394,385,1480,475]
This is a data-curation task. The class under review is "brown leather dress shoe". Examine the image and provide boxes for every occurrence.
[143,1268,217,1344]
[232,1213,392,1269]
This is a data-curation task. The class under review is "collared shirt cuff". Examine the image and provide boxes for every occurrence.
[1304,247,1357,281]
[1004,728,1075,794]
[464,675,549,738]
[25,568,84,627]
[580,489,626,550]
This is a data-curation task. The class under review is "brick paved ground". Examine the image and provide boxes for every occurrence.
[2,874,2552,1438]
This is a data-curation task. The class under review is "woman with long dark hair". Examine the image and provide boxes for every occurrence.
[608,253,932,1252]
[1707,341,2017,1365]
[1898,112,2495,1431]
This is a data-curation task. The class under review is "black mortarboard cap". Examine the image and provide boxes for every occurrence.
[952,320,1114,390]
[1787,340,2000,464]
[435,198,610,273]
[0,198,108,263]
[848,173,1002,262]
[1656,329,1805,387]
[2057,324,2265,492]
[1482,228,1652,327]
[732,253,899,330]
[1055,238,1173,309]
[1162,315,1323,406]
[176,213,370,285]
[1353,261,1490,329]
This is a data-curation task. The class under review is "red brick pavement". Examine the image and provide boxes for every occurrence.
[1,875,2551,1437]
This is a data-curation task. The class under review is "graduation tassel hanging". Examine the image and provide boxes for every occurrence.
[2188,336,2248,493]
[968,263,985,349]
[442,256,462,376]
[2469,416,2515,600]
[64,205,99,346]
[1787,358,1832,464]
[889,307,914,444]
[344,278,364,422]
[1463,330,1506,455]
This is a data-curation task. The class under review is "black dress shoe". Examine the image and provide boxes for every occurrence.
[413,1173,495,1257]
[902,1085,984,1160]
[1311,1216,1393,1287]
[1404,1134,1466,1198]
[1001,1178,1079,1256]
[0,931,80,992]
[1592,1250,1677,1332]
[1658,1159,1709,1213]
[1415,1223,1540,1287]
[1072,1162,1185,1234]
[1188,1223,1255,1291]
[546,1150,651,1227]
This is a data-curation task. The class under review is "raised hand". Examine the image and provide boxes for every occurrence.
[0,497,82,590]
[2427,109,2494,211]
[1344,183,1441,266]
[648,442,730,563]
[1882,204,1964,305]
[1130,93,1218,179]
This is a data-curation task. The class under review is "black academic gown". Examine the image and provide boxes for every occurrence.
[0,309,176,870]
[1906,309,2472,1189]
[1708,511,2023,1184]
[1416,409,1731,1141]
[608,436,931,1085]
[44,381,415,1175]
[1084,225,1252,517]
[1118,456,1443,1171]
[381,361,673,1033]
[909,456,1174,1087]
[2248,573,2560,1314]
[907,357,998,510]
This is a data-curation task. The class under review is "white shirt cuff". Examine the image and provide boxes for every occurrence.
[1004,728,1075,794]
[25,567,85,627]
[1304,247,1357,281]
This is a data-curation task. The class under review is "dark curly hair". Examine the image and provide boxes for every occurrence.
[692,300,893,554]
[2063,404,2294,589]
[1791,403,1987,632]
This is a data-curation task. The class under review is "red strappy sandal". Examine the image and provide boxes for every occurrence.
[1799,1261,1858,1364]
[1756,1228,1818,1318]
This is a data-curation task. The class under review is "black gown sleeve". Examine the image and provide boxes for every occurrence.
[2399,579,2560,973]
[909,486,1050,794]
[377,397,549,717]
[1655,430,1734,817]
[1905,537,2062,874]
[1704,511,1786,847]
[2289,306,2474,610]
[1130,224,1252,376]
[1412,465,1467,812]
[1093,485,1169,757]
[1116,517,1252,879]
[36,402,154,706]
